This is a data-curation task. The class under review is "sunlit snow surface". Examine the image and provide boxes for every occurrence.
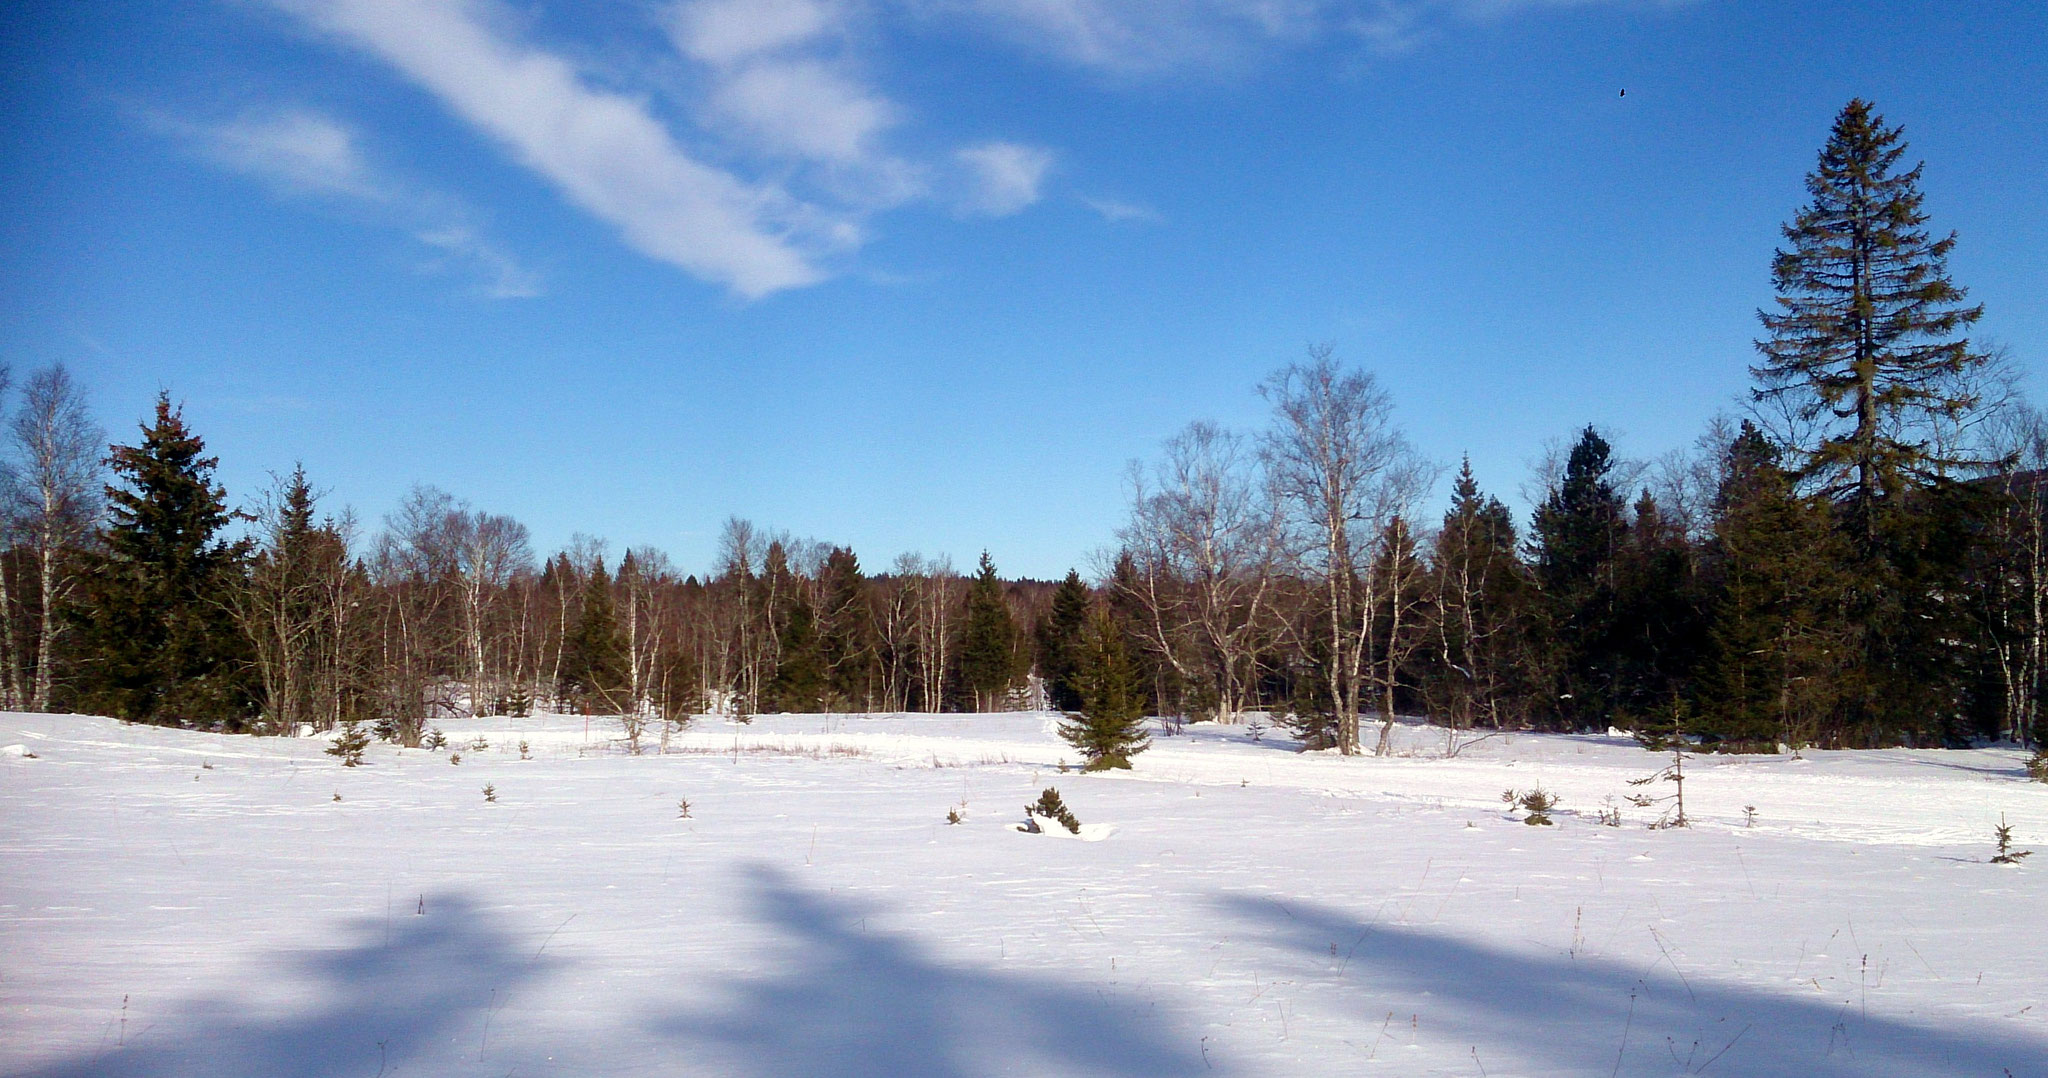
[4,710,2045,1076]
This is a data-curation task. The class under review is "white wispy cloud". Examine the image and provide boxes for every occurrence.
[158,106,542,299]
[416,226,543,299]
[278,0,843,298]
[173,109,383,200]
[955,142,1053,217]
[667,0,927,212]
[913,0,1689,72]
[909,0,1324,74]
[1080,195,1163,224]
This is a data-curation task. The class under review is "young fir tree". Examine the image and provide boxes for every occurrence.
[1427,459,1533,730]
[1529,427,1629,729]
[1698,422,1852,748]
[1609,491,1707,727]
[1754,99,1996,743]
[815,546,876,711]
[67,394,254,727]
[1035,570,1092,711]
[1060,608,1150,770]
[559,559,630,713]
[762,591,824,713]
[958,551,1020,712]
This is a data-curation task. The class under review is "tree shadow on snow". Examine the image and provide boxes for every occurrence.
[22,894,552,1078]
[651,864,1217,1078]
[1219,893,2045,1077]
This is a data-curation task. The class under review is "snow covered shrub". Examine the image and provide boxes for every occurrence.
[1992,815,2032,864]
[518,739,531,761]
[1026,788,1081,834]
[326,721,369,767]
[946,808,964,825]
[1516,788,1558,826]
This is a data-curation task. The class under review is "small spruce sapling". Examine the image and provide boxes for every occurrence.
[327,721,369,767]
[1991,815,2032,864]
[425,728,448,751]
[1026,787,1082,834]
[1627,707,1692,828]
[676,798,691,819]
[482,784,497,803]
[448,751,462,766]
[2026,750,2048,784]
[518,739,531,761]
[470,735,490,752]
[1517,788,1558,826]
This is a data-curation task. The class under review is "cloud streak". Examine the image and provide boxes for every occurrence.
[159,106,541,299]
[279,0,842,298]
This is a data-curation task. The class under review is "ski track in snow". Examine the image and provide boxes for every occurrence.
[3,710,2045,1077]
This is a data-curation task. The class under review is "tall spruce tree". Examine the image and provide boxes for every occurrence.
[1530,427,1629,729]
[1698,422,1852,747]
[1428,459,1534,730]
[1609,491,1707,727]
[763,591,824,713]
[559,558,630,713]
[1754,99,1993,532]
[1755,99,1995,743]
[67,394,254,726]
[1059,608,1150,770]
[816,546,876,711]
[959,551,1020,711]
[1036,570,1091,711]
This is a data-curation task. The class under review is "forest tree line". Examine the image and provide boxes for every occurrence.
[14,99,2048,758]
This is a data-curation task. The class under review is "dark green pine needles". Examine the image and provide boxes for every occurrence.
[1059,609,1150,770]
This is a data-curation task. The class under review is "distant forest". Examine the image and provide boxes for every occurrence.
[16,100,2048,759]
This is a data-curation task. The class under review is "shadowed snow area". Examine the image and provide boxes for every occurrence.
[4,710,2045,1075]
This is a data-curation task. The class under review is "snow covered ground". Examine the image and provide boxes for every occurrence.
[4,709,2044,1077]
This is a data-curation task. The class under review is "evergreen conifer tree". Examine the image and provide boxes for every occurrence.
[1427,459,1534,730]
[959,551,1020,711]
[1060,609,1150,770]
[1609,491,1707,726]
[816,546,876,710]
[67,394,254,726]
[1754,99,1993,533]
[1530,427,1629,729]
[763,592,824,712]
[559,559,630,713]
[1036,570,1091,711]
[1754,99,1996,743]
[1698,423,1852,747]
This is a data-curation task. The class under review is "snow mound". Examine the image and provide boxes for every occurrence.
[1013,813,1115,841]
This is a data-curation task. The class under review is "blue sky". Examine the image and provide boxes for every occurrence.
[3,0,2043,579]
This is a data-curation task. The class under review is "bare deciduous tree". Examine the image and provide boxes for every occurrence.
[1260,346,1430,755]
[1119,421,1282,722]
[7,364,104,711]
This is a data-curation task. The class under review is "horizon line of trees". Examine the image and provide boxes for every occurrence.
[15,99,2047,758]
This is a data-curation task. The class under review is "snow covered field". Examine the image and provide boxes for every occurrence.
[4,710,2045,1077]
